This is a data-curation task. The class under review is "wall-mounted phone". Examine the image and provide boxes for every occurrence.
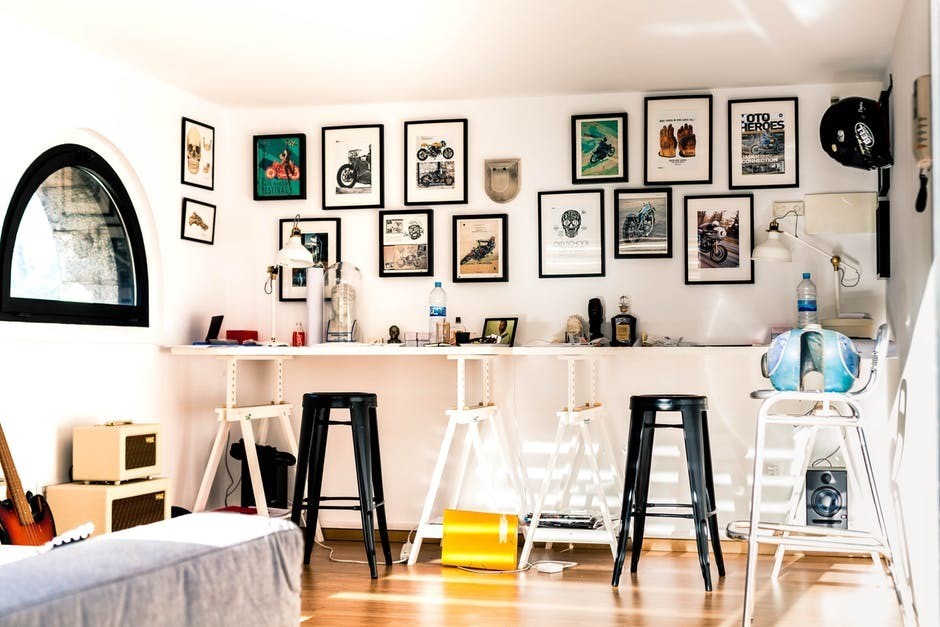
[914,74,930,212]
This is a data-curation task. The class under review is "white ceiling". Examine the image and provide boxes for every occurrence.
[3,0,904,107]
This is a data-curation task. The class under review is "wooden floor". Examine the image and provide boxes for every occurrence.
[300,542,904,626]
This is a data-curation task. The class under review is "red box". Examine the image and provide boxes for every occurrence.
[226,329,259,344]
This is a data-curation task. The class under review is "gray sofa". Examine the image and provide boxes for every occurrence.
[0,512,303,626]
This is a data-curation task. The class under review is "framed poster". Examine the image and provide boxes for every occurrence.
[614,188,672,259]
[253,134,306,200]
[481,317,518,346]
[278,217,340,300]
[644,95,712,185]
[684,194,754,285]
[571,112,628,184]
[181,117,214,190]
[538,190,605,278]
[180,198,216,245]
[322,124,384,209]
[404,119,468,205]
[378,209,433,277]
[452,213,508,283]
[728,97,799,189]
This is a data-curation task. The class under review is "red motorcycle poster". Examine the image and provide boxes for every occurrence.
[253,133,306,200]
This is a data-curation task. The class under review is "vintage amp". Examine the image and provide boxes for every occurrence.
[72,422,161,483]
[45,478,170,537]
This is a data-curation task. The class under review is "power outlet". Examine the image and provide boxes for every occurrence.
[400,541,412,562]
[773,201,805,218]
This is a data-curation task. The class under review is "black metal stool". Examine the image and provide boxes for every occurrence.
[290,392,392,578]
[611,394,725,590]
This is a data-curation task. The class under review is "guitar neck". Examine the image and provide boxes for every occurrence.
[0,425,36,526]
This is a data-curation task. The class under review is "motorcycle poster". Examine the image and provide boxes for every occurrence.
[683,194,754,285]
[322,124,384,209]
[277,217,340,301]
[728,98,799,189]
[253,133,306,200]
[571,112,628,184]
[453,214,508,283]
[614,188,672,259]
[404,119,467,206]
[538,190,605,278]
[378,209,433,277]
[644,95,712,185]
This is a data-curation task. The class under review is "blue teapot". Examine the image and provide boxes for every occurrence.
[762,325,860,392]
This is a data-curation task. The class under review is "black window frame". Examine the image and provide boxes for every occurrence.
[0,144,149,327]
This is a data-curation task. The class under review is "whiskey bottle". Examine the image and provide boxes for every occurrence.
[610,296,637,347]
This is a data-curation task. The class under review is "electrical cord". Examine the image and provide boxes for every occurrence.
[455,560,578,575]
[314,527,416,566]
[811,445,841,468]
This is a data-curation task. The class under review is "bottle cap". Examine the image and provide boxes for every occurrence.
[455,316,462,323]
[619,295,631,312]
[802,272,811,279]
[434,281,442,287]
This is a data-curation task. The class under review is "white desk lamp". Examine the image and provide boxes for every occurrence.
[264,215,314,346]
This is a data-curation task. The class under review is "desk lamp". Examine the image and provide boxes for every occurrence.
[264,215,314,346]
[752,205,871,336]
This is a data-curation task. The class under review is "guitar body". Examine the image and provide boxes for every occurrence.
[0,491,56,546]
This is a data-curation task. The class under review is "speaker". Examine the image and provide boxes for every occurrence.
[805,468,848,530]
[72,422,161,483]
[45,478,170,537]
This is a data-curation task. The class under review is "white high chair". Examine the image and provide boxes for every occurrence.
[733,324,917,626]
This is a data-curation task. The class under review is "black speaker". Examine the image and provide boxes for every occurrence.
[229,440,296,509]
[806,468,848,530]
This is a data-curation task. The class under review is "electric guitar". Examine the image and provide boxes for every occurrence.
[0,424,56,545]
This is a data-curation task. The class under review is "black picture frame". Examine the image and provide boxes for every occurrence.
[253,133,307,201]
[404,118,468,206]
[727,97,800,189]
[571,112,628,184]
[537,189,605,278]
[322,124,384,209]
[277,217,341,301]
[378,209,433,277]
[644,95,713,186]
[181,117,214,190]
[180,198,216,245]
[481,317,518,346]
[683,194,754,285]
[613,188,672,259]
[452,213,509,283]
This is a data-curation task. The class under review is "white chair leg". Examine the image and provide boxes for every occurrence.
[743,410,769,625]
[580,421,618,557]
[772,425,818,579]
[410,415,459,566]
[194,421,231,512]
[838,426,881,568]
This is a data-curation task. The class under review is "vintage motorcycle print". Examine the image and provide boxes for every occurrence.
[460,236,496,265]
[589,136,616,164]
[416,140,454,161]
[697,222,728,264]
[418,162,455,188]
[621,201,655,242]
[336,144,372,189]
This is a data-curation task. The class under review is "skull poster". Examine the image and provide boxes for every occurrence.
[253,134,306,200]
[538,190,605,278]
[181,117,214,190]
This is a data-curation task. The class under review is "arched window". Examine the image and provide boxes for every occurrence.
[0,144,149,326]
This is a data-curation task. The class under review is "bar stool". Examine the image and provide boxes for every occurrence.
[290,392,392,579]
[612,394,725,591]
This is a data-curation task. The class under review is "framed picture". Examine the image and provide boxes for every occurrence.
[481,317,518,346]
[538,190,605,278]
[181,117,214,190]
[728,97,799,189]
[684,194,754,285]
[614,188,672,259]
[378,209,433,277]
[644,95,712,185]
[180,198,216,245]
[404,119,468,205]
[278,217,340,301]
[253,134,306,200]
[452,213,508,283]
[322,124,384,209]
[571,112,628,184]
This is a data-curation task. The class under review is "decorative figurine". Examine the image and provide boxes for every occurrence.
[565,315,588,344]
[587,297,604,341]
[388,325,402,344]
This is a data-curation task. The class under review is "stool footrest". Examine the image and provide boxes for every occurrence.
[649,423,684,429]
[324,420,352,426]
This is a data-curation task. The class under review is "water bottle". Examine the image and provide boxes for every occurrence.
[428,281,447,344]
[797,272,818,327]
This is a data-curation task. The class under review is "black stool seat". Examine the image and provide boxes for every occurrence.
[612,394,725,591]
[290,392,392,578]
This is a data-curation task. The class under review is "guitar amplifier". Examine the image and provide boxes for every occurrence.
[45,478,170,537]
[72,422,161,482]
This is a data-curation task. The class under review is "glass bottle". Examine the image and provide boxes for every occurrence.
[610,296,637,347]
[291,322,306,347]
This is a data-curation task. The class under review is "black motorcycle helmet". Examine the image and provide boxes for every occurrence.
[819,91,892,170]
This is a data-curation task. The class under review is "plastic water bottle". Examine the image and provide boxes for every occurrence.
[428,281,447,344]
[797,272,818,328]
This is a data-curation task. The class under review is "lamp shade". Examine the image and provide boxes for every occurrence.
[276,231,315,268]
[752,230,792,262]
